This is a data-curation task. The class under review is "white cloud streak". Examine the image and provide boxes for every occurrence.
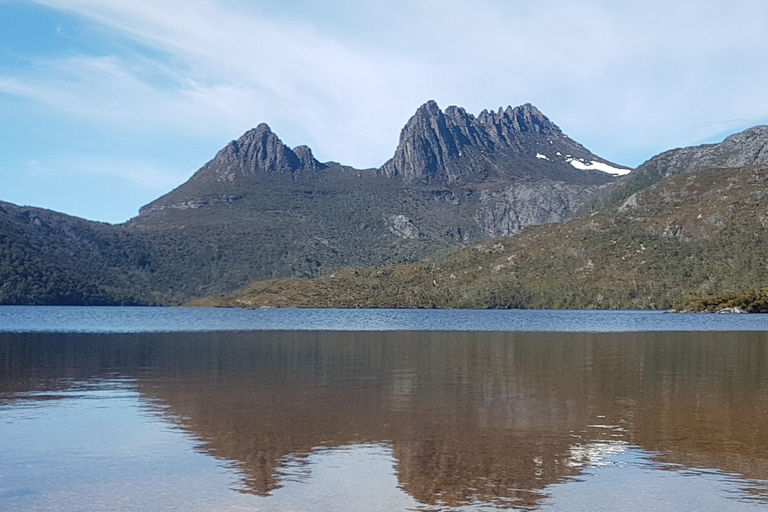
[6,0,768,170]
[19,0,435,166]
[23,155,189,190]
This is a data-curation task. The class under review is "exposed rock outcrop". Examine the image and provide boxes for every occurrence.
[642,126,768,180]
[474,181,595,238]
[139,124,324,214]
[386,215,422,239]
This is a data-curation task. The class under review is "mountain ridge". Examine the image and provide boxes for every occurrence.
[119,100,626,304]
[380,101,627,183]
[140,100,625,216]
[7,101,767,307]
[582,124,768,213]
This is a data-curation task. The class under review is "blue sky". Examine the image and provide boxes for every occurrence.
[2,0,768,223]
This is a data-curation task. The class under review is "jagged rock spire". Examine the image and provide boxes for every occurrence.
[380,100,580,182]
[193,123,323,183]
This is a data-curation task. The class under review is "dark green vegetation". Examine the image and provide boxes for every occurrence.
[0,203,149,305]
[192,164,768,309]
[683,289,768,313]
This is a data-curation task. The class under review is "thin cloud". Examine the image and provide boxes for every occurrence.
[23,0,435,166]
[7,0,768,171]
[24,155,190,190]
[0,53,264,137]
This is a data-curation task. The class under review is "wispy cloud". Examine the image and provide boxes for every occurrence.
[5,0,768,171]
[14,0,435,166]
[23,155,189,190]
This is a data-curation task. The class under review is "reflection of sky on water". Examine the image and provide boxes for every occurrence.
[0,385,429,511]
[0,384,257,511]
[542,448,768,512]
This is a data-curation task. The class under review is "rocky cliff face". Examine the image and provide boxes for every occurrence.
[474,181,595,238]
[380,101,627,183]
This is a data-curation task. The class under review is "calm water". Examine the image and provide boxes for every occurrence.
[4,305,768,332]
[1,308,768,511]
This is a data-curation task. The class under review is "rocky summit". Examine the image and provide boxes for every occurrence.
[194,123,324,180]
[381,101,628,183]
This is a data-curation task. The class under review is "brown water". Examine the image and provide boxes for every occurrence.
[2,330,768,511]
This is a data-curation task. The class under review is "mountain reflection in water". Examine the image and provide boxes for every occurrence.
[2,330,768,510]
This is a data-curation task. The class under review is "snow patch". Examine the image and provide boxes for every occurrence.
[536,153,550,161]
[567,157,631,176]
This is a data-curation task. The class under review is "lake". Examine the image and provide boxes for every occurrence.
[1,307,768,511]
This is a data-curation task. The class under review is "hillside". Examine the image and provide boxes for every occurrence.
[190,162,768,310]
[581,125,768,214]
[0,202,152,305]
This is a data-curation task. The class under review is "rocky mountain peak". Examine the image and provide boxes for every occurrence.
[719,125,768,161]
[380,100,607,182]
[475,103,557,135]
[414,99,442,118]
[190,123,324,183]
[224,123,300,173]
[292,145,323,172]
[378,101,462,181]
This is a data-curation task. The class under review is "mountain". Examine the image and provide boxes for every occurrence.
[137,101,622,225]
[112,101,622,302]
[191,127,768,310]
[380,101,628,182]
[0,100,630,306]
[10,104,768,309]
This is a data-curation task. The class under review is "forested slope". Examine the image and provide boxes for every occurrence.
[191,165,768,309]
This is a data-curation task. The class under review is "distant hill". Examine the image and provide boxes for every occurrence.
[581,125,768,214]
[0,202,150,305]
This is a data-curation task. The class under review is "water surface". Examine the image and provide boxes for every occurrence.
[3,305,768,332]
[2,326,768,511]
